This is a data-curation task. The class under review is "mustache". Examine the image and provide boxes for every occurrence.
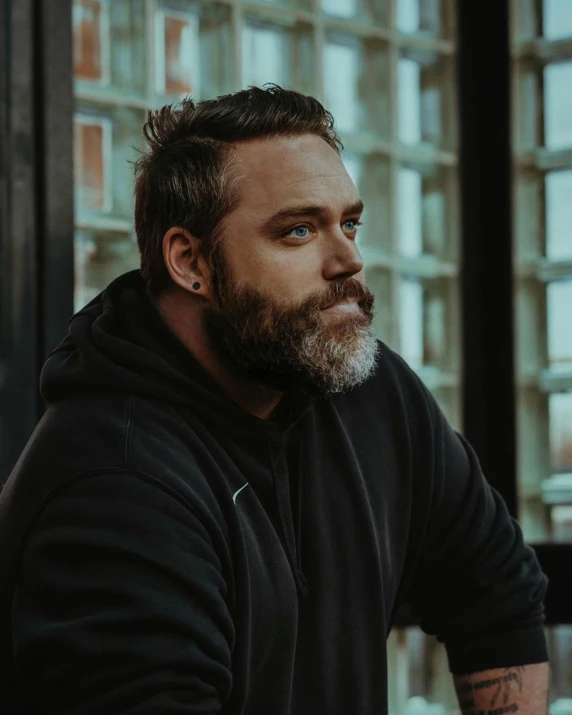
[299,278,373,313]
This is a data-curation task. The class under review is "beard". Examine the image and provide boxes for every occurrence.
[202,255,378,399]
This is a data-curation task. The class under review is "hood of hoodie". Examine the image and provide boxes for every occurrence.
[40,270,313,442]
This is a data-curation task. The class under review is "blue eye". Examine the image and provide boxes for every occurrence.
[283,220,363,240]
[290,226,310,239]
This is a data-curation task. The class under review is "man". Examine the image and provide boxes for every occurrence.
[0,85,549,714]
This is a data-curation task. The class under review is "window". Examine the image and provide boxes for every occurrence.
[511,0,572,544]
[511,2,572,712]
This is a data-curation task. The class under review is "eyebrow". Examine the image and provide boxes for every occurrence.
[261,199,365,233]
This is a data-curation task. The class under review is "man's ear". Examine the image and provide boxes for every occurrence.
[162,226,212,298]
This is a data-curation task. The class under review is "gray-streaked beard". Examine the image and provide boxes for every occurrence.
[204,268,379,399]
[296,322,379,396]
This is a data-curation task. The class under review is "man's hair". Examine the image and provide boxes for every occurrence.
[134,84,344,296]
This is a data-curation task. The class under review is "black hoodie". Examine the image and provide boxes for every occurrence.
[0,270,548,715]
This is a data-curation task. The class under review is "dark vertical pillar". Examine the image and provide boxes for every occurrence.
[0,0,74,483]
[457,0,518,516]
[0,0,41,481]
[36,0,74,361]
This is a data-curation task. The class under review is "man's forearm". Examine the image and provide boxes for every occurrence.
[453,662,550,715]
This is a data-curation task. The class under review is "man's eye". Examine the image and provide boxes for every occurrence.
[286,225,311,240]
[345,219,363,232]
[283,220,363,240]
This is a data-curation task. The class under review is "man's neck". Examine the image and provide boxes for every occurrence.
[156,289,283,420]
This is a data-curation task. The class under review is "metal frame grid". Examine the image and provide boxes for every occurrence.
[510,0,572,542]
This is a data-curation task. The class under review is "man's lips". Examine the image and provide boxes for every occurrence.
[321,297,361,312]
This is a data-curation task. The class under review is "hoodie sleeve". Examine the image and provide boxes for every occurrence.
[12,471,235,715]
[395,356,549,675]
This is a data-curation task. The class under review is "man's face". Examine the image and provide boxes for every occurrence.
[203,133,378,398]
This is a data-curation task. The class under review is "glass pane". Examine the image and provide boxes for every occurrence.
[155,10,200,97]
[74,0,147,94]
[75,104,144,222]
[546,170,572,261]
[242,22,288,88]
[547,626,572,705]
[398,58,421,144]
[398,163,455,260]
[387,629,458,714]
[423,279,449,369]
[74,115,112,214]
[398,50,451,148]
[324,36,390,137]
[543,0,572,40]
[550,392,572,474]
[108,0,146,94]
[399,277,455,371]
[73,0,105,82]
[544,62,572,151]
[74,230,140,312]
[352,155,391,253]
[400,278,424,368]
[321,0,388,26]
[198,3,234,99]
[321,0,358,20]
[365,267,392,344]
[551,505,572,542]
[155,0,233,100]
[547,280,572,371]
[396,0,444,37]
[398,168,423,257]
[324,40,360,134]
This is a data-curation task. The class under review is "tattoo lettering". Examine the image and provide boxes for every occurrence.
[490,668,525,707]
[455,666,525,715]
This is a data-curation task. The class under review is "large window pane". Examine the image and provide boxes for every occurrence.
[365,267,393,345]
[547,280,572,372]
[544,62,572,150]
[397,163,456,261]
[74,114,112,213]
[155,9,200,97]
[242,20,314,95]
[396,0,446,37]
[543,0,572,40]
[321,0,357,20]
[546,171,572,261]
[550,392,572,472]
[398,168,423,257]
[324,35,390,137]
[74,230,140,313]
[399,278,424,368]
[321,0,388,27]
[399,277,455,372]
[73,0,107,83]
[243,23,288,88]
[398,49,453,148]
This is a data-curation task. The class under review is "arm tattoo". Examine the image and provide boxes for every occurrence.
[454,666,526,715]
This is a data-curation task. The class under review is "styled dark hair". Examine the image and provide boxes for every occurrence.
[134,84,343,296]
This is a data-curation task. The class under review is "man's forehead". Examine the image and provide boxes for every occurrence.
[233,134,345,179]
[231,135,352,207]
